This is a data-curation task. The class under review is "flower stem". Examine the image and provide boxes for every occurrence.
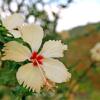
[22,95,26,100]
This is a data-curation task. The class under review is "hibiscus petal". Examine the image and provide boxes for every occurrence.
[40,40,68,58]
[19,24,44,51]
[9,30,21,38]
[2,41,31,62]
[2,13,25,30]
[42,58,71,83]
[16,63,44,92]
[90,43,100,61]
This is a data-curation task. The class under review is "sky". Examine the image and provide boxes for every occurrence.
[0,0,100,32]
[56,0,100,31]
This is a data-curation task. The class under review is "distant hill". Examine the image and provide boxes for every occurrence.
[69,22,100,38]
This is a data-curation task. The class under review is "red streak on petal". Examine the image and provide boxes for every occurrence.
[33,61,38,66]
[30,51,38,59]
[37,55,44,60]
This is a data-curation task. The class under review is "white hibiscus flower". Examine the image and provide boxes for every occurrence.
[90,43,100,62]
[2,24,71,92]
[1,13,25,38]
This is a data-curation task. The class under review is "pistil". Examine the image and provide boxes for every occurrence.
[30,51,52,88]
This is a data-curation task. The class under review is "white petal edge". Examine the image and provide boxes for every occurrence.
[16,63,44,92]
[90,43,100,61]
[2,13,25,30]
[2,41,31,62]
[9,30,21,38]
[19,24,44,51]
[42,58,71,83]
[40,40,68,58]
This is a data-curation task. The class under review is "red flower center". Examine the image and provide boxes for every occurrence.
[30,51,44,66]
